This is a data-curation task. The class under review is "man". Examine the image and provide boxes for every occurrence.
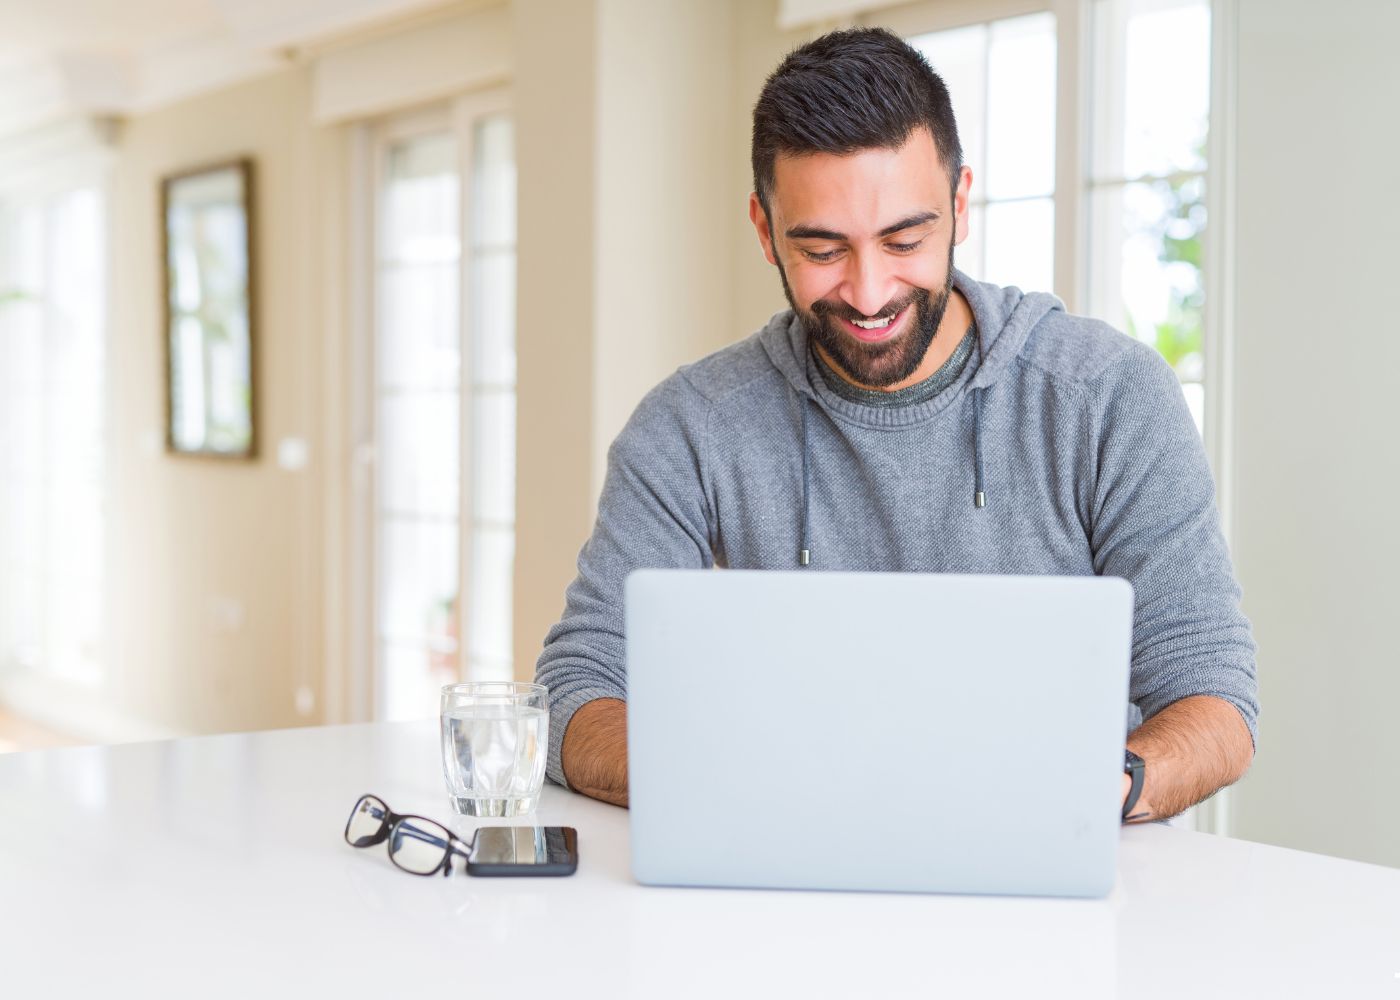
[536,28,1257,823]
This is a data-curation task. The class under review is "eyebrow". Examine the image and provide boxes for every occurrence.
[784,211,941,242]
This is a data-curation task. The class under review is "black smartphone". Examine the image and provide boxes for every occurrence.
[465,826,579,877]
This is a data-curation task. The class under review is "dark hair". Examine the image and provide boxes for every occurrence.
[751,27,963,213]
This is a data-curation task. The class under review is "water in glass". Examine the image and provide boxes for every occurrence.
[441,683,548,817]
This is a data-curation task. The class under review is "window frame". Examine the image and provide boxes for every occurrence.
[0,143,113,708]
[864,0,1090,314]
[347,86,515,723]
[862,0,1239,836]
[868,0,1234,502]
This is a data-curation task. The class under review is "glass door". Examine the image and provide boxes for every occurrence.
[367,92,515,721]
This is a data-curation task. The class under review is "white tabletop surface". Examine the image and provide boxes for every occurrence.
[1,720,1398,999]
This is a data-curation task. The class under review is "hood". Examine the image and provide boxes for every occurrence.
[753,269,1065,566]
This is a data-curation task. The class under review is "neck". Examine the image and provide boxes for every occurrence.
[814,288,973,393]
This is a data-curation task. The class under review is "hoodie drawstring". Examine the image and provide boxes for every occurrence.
[796,326,990,567]
[971,321,988,509]
[972,386,986,509]
[799,397,812,566]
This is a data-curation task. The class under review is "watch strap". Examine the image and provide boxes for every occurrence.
[1122,749,1146,822]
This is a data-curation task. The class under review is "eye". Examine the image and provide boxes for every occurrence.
[887,239,924,253]
[800,247,842,263]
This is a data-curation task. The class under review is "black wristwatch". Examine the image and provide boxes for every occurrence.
[1122,749,1146,822]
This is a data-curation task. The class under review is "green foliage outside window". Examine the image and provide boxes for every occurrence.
[1126,140,1208,381]
[1154,175,1205,375]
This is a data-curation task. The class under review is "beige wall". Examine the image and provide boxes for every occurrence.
[513,0,757,679]
[1229,0,1400,868]
[731,0,807,337]
[91,0,759,730]
[593,0,738,496]
[511,0,601,683]
[107,67,333,734]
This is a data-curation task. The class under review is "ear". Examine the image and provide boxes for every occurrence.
[952,165,973,246]
[748,192,778,266]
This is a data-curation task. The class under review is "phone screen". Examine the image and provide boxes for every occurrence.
[467,826,578,876]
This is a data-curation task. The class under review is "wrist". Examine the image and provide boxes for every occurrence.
[1122,748,1147,822]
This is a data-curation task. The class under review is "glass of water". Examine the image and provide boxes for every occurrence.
[440,682,549,817]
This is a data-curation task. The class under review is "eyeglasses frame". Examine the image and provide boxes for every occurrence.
[344,793,475,877]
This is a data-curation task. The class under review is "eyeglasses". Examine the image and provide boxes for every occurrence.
[344,793,474,877]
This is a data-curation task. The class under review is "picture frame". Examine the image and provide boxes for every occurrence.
[161,157,257,459]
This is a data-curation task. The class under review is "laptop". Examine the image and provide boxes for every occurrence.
[624,569,1134,898]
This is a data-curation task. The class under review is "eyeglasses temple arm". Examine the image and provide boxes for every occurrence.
[393,824,476,859]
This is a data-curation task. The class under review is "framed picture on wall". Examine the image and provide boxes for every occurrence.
[161,158,256,458]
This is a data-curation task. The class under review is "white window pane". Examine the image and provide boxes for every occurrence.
[5,203,44,288]
[472,114,516,248]
[985,13,1057,200]
[382,134,459,263]
[377,261,459,389]
[983,198,1054,293]
[378,393,459,517]
[171,315,207,450]
[0,276,43,660]
[1181,381,1205,438]
[377,519,458,648]
[0,186,105,686]
[371,110,517,718]
[470,251,515,385]
[48,186,107,681]
[466,526,513,667]
[380,639,454,721]
[954,203,985,282]
[1088,178,1205,387]
[910,24,987,181]
[1093,0,1210,180]
[472,391,516,524]
[375,129,465,722]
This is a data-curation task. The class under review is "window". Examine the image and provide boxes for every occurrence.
[0,185,107,688]
[1087,0,1212,432]
[364,93,516,721]
[909,12,1058,294]
[868,0,1224,833]
[874,0,1217,435]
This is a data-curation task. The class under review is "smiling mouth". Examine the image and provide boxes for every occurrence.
[837,305,909,343]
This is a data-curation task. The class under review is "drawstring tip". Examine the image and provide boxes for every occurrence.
[974,490,986,509]
[799,548,811,566]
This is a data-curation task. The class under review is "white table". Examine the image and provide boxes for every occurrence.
[1,721,1397,999]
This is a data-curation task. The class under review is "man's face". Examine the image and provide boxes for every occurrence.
[749,127,972,388]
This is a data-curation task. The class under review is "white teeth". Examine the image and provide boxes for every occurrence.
[852,315,894,329]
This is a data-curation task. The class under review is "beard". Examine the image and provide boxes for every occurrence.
[777,237,956,389]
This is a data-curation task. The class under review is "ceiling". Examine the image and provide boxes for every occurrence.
[0,0,463,136]
[0,1,225,64]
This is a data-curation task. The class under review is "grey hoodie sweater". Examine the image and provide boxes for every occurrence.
[536,269,1258,788]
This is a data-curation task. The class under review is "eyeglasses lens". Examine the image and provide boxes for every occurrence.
[390,817,453,875]
[346,795,390,847]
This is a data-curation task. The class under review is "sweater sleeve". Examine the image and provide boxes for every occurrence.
[534,374,715,787]
[1087,342,1259,751]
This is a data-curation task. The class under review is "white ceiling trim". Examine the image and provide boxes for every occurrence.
[311,3,510,125]
[210,0,458,53]
[133,28,290,114]
[0,116,121,196]
[776,0,907,31]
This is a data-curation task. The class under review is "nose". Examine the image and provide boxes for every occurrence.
[838,249,900,319]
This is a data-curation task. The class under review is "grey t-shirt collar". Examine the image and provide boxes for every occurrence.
[811,324,977,408]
